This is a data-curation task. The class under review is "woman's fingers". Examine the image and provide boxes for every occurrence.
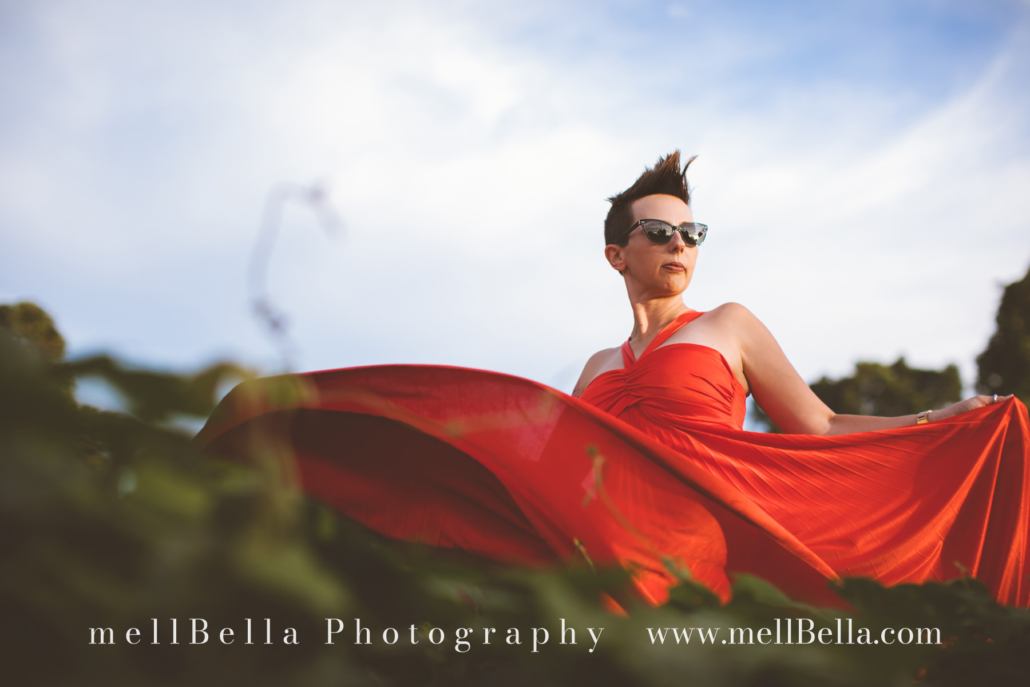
[939,394,1015,421]
[936,394,1016,420]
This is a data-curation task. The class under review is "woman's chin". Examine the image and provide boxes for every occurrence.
[658,271,689,288]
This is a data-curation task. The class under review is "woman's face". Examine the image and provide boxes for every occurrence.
[606,194,698,297]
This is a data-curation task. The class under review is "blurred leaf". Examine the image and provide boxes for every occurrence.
[59,356,255,423]
[0,301,65,362]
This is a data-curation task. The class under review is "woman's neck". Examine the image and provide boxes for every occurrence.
[628,300,691,342]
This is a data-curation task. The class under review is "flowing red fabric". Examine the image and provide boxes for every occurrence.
[194,310,1030,609]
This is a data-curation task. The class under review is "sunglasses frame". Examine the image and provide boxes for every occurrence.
[622,219,708,247]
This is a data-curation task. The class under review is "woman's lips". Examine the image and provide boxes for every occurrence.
[663,263,685,272]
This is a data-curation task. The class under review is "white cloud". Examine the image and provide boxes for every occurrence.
[1,0,1028,408]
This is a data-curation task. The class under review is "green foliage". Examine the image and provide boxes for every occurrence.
[753,357,962,434]
[63,355,255,424]
[0,301,65,362]
[752,261,1030,434]
[810,357,963,418]
[977,261,1030,406]
[3,302,1030,686]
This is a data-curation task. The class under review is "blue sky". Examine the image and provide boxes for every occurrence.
[2,0,1029,429]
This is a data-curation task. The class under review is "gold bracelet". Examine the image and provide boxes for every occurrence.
[916,410,932,424]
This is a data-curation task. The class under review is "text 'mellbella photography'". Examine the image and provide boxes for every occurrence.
[88,617,944,652]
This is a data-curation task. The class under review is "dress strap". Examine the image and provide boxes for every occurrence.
[624,309,706,367]
[621,340,636,368]
[643,309,705,358]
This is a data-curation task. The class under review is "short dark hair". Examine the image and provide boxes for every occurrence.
[604,150,697,246]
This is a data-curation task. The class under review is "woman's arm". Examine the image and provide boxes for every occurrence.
[817,396,1012,435]
[728,303,1011,435]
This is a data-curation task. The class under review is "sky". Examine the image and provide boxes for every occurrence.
[1,0,1029,430]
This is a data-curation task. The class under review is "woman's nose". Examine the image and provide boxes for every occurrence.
[668,231,687,249]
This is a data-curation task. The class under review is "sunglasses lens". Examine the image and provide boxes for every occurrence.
[640,220,674,244]
[683,223,706,246]
[632,220,708,246]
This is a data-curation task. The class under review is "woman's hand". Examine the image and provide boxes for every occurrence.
[930,394,1014,422]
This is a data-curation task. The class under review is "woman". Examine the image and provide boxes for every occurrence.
[195,152,1030,609]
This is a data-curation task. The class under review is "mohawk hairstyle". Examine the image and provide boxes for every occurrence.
[604,150,697,246]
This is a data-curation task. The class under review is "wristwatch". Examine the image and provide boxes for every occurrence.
[916,410,932,424]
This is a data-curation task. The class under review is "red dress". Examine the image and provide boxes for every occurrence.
[194,309,1030,609]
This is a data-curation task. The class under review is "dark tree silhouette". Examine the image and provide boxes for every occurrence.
[976,261,1030,406]
[752,357,963,434]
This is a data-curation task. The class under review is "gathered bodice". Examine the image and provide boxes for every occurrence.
[579,310,748,430]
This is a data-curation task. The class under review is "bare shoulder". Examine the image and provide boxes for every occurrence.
[698,303,771,367]
[698,302,762,339]
[706,302,765,334]
[707,301,753,321]
[571,346,620,398]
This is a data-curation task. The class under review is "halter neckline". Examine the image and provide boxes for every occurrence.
[621,309,704,368]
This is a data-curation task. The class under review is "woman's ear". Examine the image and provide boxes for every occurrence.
[605,244,626,273]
